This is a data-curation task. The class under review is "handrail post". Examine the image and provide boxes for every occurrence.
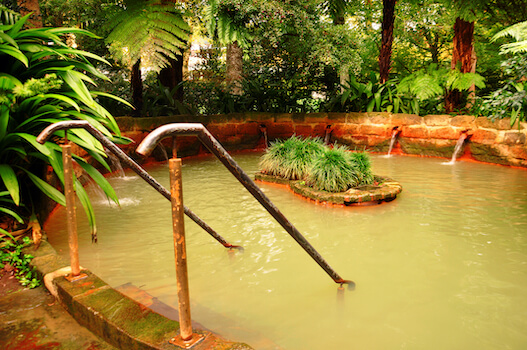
[136,123,355,290]
[36,121,241,251]
[168,157,204,348]
[61,135,87,282]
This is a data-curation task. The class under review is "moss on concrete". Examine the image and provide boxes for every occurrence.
[255,173,402,205]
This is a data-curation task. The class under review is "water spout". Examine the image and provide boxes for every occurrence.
[444,131,469,164]
[324,125,333,145]
[385,127,400,157]
[259,124,268,148]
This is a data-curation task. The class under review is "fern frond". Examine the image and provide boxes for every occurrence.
[447,71,486,91]
[0,5,20,25]
[492,21,527,42]
[105,0,190,70]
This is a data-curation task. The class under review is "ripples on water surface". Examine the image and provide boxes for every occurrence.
[45,153,527,350]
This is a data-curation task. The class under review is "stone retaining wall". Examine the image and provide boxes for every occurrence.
[116,112,527,167]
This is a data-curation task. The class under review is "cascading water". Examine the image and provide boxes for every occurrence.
[383,127,400,158]
[444,133,468,165]
[107,150,125,177]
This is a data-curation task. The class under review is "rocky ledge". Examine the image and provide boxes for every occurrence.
[255,173,403,206]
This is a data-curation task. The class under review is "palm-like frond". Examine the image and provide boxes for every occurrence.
[1,14,129,238]
[204,0,253,48]
[105,0,190,70]
[0,5,19,25]
[492,21,527,54]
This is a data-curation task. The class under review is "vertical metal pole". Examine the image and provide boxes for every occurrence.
[62,142,81,277]
[169,158,200,346]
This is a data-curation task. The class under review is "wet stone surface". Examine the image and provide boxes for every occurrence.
[0,284,116,350]
[255,173,402,205]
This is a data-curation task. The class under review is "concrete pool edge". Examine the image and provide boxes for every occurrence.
[24,238,253,350]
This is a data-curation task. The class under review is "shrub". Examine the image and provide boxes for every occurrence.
[260,136,325,180]
[348,152,375,185]
[306,145,360,192]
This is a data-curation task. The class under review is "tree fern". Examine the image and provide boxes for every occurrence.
[105,0,190,70]
[492,20,527,54]
[204,0,253,48]
[0,5,19,25]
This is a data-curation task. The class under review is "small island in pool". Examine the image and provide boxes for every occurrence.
[254,136,402,206]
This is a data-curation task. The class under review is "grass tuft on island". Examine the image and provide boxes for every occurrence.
[256,136,402,206]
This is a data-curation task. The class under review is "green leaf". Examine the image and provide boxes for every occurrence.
[0,105,8,141]
[20,168,66,206]
[15,133,54,156]
[0,32,17,47]
[0,164,20,205]
[74,178,97,239]
[0,44,28,66]
[0,207,23,224]
[6,14,29,36]
[74,157,119,206]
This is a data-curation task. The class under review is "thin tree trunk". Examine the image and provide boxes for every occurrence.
[131,59,143,117]
[445,17,474,113]
[17,0,42,27]
[379,0,397,83]
[159,55,184,102]
[466,46,477,109]
[226,41,243,95]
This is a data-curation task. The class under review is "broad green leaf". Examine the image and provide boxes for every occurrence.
[0,207,23,224]
[0,227,17,239]
[0,105,8,141]
[0,73,22,90]
[74,178,97,239]
[74,157,119,206]
[48,150,64,185]
[0,44,28,66]
[92,91,134,109]
[21,168,66,206]
[366,99,375,113]
[0,164,20,205]
[15,133,53,156]
[42,93,81,112]
[0,32,17,47]
[60,70,94,106]
[6,14,29,36]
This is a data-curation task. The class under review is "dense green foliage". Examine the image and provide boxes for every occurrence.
[0,13,128,239]
[5,0,527,120]
[259,136,374,192]
[0,235,40,288]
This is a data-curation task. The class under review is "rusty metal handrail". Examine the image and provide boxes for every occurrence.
[36,121,240,250]
[136,123,354,288]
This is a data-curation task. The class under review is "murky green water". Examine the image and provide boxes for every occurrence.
[45,153,527,350]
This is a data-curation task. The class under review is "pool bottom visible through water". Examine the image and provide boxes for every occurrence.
[45,153,527,350]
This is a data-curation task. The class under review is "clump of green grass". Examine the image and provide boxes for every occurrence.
[259,136,374,192]
[260,136,325,180]
[282,137,325,180]
[348,151,375,185]
[306,145,360,192]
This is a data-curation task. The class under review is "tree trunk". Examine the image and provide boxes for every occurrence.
[445,17,474,113]
[159,55,184,102]
[379,0,397,84]
[466,46,477,110]
[17,0,42,27]
[131,60,143,117]
[226,41,243,95]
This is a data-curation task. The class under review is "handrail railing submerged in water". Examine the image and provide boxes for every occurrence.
[36,120,241,250]
[136,123,355,289]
